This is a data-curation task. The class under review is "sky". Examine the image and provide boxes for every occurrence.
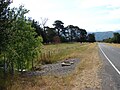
[10,0,120,32]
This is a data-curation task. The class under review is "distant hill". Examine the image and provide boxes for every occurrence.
[94,31,114,41]
[88,30,120,41]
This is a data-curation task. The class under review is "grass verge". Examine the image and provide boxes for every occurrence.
[71,43,102,90]
[106,43,120,48]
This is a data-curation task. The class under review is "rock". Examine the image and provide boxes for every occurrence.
[61,62,71,66]
[61,60,74,66]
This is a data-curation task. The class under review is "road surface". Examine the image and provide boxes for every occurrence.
[98,43,120,90]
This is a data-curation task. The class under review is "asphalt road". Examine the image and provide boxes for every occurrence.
[98,43,120,90]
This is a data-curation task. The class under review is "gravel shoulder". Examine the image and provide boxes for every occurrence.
[25,58,80,76]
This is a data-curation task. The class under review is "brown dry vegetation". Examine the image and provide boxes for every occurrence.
[9,43,102,90]
[106,43,120,48]
[72,43,102,90]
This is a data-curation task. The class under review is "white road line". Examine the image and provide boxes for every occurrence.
[99,45,120,75]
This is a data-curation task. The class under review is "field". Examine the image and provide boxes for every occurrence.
[9,43,102,90]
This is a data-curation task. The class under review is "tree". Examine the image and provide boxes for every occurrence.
[0,5,43,76]
[66,25,87,42]
[112,33,120,43]
[0,0,13,78]
[103,33,120,43]
[66,25,76,42]
[74,26,81,41]
[31,20,44,37]
[103,38,112,43]
[45,27,56,43]
[80,29,87,42]
[40,17,48,29]
[87,33,96,42]
[53,20,64,36]
[40,17,48,43]
[0,0,11,53]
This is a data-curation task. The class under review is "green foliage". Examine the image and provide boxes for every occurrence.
[0,0,11,52]
[31,19,88,43]
[53,20,64,36]
[6,6,42,72]
[103,33,120,43]
[0,4,43,77]
[45,27,57,43]
[87,33,96,42]
[65,25,87,42]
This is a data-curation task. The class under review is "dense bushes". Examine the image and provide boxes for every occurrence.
[0,1,42,77]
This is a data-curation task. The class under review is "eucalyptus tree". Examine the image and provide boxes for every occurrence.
[80,29,87,42]
[53,20,64,36]
[66,25,75,42]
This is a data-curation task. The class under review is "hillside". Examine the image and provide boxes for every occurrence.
[94,31,114,41]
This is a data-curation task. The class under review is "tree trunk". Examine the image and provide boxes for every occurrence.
[3,54,7,79]
[32,59,34,70]
[11,61,14,76]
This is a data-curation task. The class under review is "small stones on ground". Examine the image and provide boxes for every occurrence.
[61,60,74,66]
[24,58,80,76]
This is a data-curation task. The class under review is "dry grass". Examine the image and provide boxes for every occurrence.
[38,43,87,64]
[71,43,102,90]
[10,43,102,90]
[106,43,120,48]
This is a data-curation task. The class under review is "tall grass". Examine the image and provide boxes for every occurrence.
[36,43,86,65]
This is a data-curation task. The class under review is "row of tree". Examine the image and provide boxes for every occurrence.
[103,33,120,43]
[30,19,96,43]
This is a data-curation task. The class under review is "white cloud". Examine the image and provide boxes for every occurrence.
[10,0,120,32]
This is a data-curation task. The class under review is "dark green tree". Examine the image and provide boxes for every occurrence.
[112,33,120,43]
[0,0,11,53]
[53,20,64,36]
[45,27,57,43]
[66,25,75,42]
[0,0,13,79]
[80,29,87,42]
[87,33,96,42]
